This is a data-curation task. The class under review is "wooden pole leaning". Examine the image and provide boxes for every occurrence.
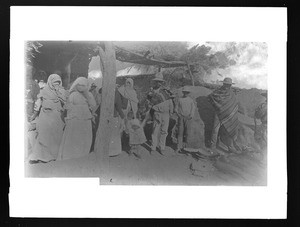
[94,42,117,181]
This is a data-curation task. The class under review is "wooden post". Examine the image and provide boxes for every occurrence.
[94,42,117,181]
[187,63,195,86]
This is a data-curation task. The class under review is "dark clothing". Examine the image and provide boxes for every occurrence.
[254,102,267,147]
[255,102,267,124]
[114,89,127,119]
[208,86,246,152]
[26,80,40,102]
[146,86,173,122]
[218,124,241,152]
[147,87,173,106]
[26,80,40,119]
[208,86,240,138]
[95,88,126,122]
[90,88,127,152]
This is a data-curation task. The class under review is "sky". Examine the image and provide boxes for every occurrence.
[89,42,268,90]
[196,42,268,90]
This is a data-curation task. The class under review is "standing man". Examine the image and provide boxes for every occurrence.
[147,72,174,155]
[254,92,267,146]
[175,86,196,153]
[208,77,243,154]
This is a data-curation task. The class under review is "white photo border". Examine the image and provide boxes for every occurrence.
[10,7,287,218]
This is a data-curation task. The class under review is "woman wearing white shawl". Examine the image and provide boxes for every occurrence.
[118,78,139,119]
[28,74,67,163]
[57,77,96,160]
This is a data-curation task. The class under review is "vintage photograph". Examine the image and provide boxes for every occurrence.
[25,41,268,185]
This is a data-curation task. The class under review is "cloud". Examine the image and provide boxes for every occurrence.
[249,62,264,69]
[204,42,267,89]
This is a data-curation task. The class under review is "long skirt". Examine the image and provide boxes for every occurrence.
[29,109,65,162]
[57,118,92,160]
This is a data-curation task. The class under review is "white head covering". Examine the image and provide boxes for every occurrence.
[118,78,139,118]
[118,78,138,103]
[69,77,89,94]
[47,74,62,91]
[40,74,66,101]
[125,78,134,89]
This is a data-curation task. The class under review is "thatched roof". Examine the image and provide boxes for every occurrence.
[32,41,187,67]
[115,46,187,68]
[116,65,157,77]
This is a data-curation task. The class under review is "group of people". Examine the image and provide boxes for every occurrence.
[143,72,197,155]
[27,75,97,163]
[26,69,267,164]
[26,71,148,163]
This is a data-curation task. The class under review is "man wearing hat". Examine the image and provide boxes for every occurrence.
[175,86,196,152]
[208,77,243,154]
[146,72,174,154]
[254,92,267,146]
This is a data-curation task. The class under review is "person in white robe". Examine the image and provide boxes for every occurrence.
[57,77,96,160]
[28,74,67,163]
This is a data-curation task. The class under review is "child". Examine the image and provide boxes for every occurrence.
[125,111,147,158]
[175,86,196,153]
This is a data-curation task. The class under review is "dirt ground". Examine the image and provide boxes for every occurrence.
[25,141,267,186]
[25,86,267,186]
[26,113,267,186]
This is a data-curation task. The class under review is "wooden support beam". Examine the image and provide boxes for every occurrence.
[187,63,195,86]
[115,46,187,68]
[94,42,117,180]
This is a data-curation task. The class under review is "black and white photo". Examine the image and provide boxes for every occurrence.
[9,7,287,218]
[25,40,268,186]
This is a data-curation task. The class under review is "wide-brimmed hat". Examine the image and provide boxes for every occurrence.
[153,72,165,82]
[221,77,235,85]
[182,86,192,92]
